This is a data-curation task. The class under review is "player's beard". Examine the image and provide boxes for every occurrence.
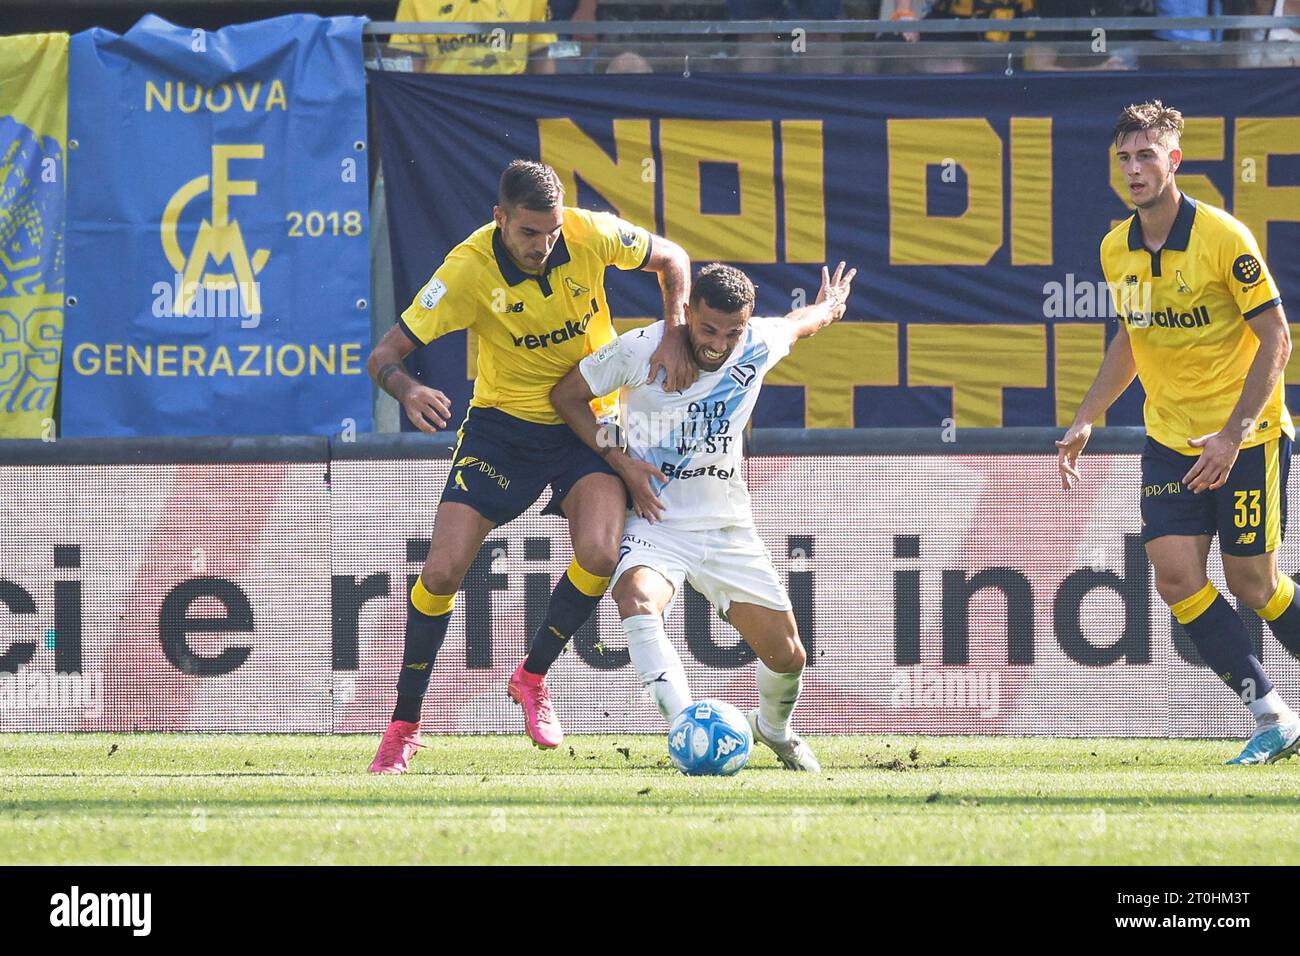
[691,338,731,372]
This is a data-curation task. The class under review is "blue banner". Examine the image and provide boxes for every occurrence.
[371,69,1300,430]
[63,15,372,437]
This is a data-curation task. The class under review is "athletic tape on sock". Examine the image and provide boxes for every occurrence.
[1170,581,1218,626]
[1258,575,1296,622]
[411,577,455,617]
[566,558,611,598]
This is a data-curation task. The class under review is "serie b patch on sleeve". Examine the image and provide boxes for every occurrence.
[419,278,448,310]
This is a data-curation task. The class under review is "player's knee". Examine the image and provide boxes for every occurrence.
[573,548,617,579]
[614,581,658,618]
[1154,572,1208,607]
[420,559,467,596]
[767,636,805,674]
[1226,575,1275,611]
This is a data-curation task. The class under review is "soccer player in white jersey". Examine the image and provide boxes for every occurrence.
[550,261,856,771]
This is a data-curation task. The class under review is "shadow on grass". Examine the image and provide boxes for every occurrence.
[1,792,1291,814]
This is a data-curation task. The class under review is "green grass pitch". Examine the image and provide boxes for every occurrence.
[2,734,1297,865]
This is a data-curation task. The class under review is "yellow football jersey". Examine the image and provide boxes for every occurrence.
[400,207,652,425]
[393,0,556,75]
[1100,195,1289,454]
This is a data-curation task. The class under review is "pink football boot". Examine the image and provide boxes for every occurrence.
[368,719,423,774]
[507,662,563,748]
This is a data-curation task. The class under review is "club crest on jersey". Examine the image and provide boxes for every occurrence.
[565,276,589,298]
[728,363,757,387]
[618,227,640,248]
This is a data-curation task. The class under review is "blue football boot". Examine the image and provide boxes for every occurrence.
[1226,720,1300,765]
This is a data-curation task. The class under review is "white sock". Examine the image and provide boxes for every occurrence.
[757,661,802,743]
[623,614,692,723]
[1247,690,1297,727]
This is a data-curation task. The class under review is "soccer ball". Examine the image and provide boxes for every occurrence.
[667,699,752,776]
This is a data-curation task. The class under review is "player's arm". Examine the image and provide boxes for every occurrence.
[1056,321,1137,490]
[1183,304,1292,493]
[642,235,696,392]
[550,360,667,522]
[526,48,556,74]
[366,326,453,434]
[783,261,857,344]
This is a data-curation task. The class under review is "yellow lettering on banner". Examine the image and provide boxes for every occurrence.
[888,119,1003,266]
[265,79,287,111]
[1234,118,1300,263]
[278,344,306,376]
[1109,117,1224,228]
[1053,323,1107,427]
[1010,117,1053,266]
[781,121,826,264]
[538,119,656,230]
[183,345,205,376]
[767,323,899,428]
[661,120,776,262]
[210,346,234,376]
[236,83,262,112]
[104,344,122,376]
[341,343,362,375]
[145,80,170,112]
[238,345,260,376]
[205,85,232,113]
[127,345,151,376]
[177,82,202,114]
[157,345,178,377]
[73,344,100,375]
[311,344,336,375]
[908,324,1046,426]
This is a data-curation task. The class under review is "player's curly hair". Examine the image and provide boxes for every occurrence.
[1113,100,1184,148]
[499,160,564,211]
[690,263,756,314]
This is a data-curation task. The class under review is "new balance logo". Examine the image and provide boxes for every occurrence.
[505,302,524,313]
[512,316,588,350]
[1236,532,1258,546]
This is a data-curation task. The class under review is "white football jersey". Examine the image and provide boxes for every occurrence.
[578,317,792,529]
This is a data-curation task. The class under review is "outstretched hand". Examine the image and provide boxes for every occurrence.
[815,261,856,321]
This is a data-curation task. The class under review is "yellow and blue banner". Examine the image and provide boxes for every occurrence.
[371,70,1300,430]
[63,15,372,436]
[0,33,67,439]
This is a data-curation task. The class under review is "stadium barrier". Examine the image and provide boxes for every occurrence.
[2,427,1296,737]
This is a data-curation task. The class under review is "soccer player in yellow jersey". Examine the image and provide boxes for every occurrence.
[366,160,693,772]
[392,0,557,75]
[1058,101,1300,765]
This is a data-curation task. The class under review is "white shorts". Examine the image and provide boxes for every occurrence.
[611,518,792,616]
